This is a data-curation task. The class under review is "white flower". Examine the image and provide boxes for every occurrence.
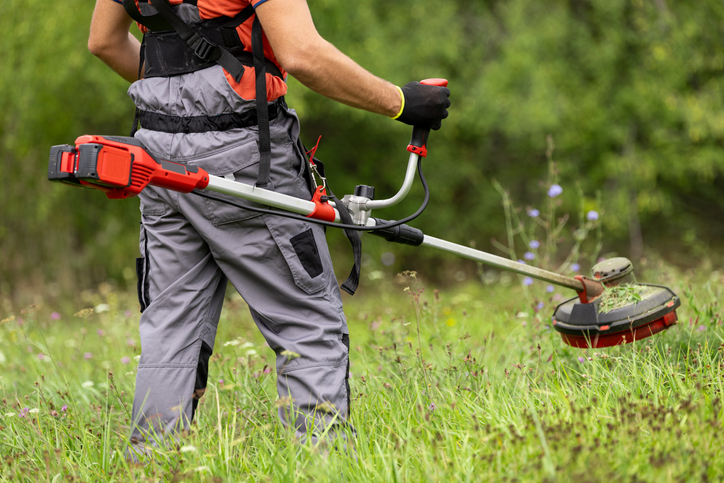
[194,466,210,473]
[82,381,94,388]
[180,445,197,453]
[94,303,111,313]
[223,340,240,347]
[5,412,16,417]
[28,408,39,414]
[134,355,141,362]
[240,342,254,349]
[245,349,257,357]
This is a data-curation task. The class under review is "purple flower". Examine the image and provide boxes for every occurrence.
[571,263,580,272]
[83,352,93,360]
[527,209,540,218]
[524,252,535,261]
[61,405,67,412]
[529,240,540,249]
[578,357,585,363]
[546,285,555,293]
[218,379,225,384]
[523,277,534,286]
[536,302,544,310]
[37,354,45,361]
[121,356,131,364]
[698,326,706,332]
[548,184,563,198]
[518,260,526,265]
[50,312,61,320]
[428,403,438,411]
[586,210,599,221]
[97,329,105,337]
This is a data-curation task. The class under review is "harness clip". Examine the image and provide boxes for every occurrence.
[307,185,336,222]
[190,34,219,62]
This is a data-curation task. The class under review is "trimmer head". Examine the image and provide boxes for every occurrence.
[551,258,681,348]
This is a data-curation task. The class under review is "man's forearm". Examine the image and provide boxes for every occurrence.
[256,0,402,118]
[89,0,142,83]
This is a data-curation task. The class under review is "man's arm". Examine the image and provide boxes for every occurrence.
[255,0,403,118]
[89,0,141,83]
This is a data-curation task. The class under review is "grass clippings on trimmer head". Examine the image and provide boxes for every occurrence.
[597,283,650,314]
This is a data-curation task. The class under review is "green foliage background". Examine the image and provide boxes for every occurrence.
[1,0,723,301]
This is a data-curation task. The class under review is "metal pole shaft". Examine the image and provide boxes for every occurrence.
[421,235,585,292]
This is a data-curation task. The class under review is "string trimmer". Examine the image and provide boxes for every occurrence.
[47,79,680,349]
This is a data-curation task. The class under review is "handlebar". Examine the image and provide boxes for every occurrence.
[407,78,449,158]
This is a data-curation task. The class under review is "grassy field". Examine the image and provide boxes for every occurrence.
[1,261,723,482]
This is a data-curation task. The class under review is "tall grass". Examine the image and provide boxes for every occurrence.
[1,262,722,482]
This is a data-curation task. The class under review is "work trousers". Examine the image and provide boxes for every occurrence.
[127,66,350,449]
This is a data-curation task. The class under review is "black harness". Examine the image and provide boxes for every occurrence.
[122,0,281,188]
[122,0,363,294]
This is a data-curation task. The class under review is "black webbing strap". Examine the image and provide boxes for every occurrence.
[139,0,247,82]
[251,16,272,188]
[307,157,361,295]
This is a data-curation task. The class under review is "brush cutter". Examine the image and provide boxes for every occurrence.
[47,79,680,349]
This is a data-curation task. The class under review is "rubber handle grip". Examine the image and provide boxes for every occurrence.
[408,78,449,157]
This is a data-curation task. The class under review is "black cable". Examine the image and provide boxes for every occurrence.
[190,156,430,231]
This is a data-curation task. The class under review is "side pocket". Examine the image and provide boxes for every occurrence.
[136,257,148,313]
[290,229,324,279]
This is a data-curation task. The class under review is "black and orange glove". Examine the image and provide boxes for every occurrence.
[391,81,451,130]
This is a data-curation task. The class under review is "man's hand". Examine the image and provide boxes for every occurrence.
[393,82,451,130]
[89,0,142,82]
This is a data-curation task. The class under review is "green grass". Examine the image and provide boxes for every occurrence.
[1,265,724,482]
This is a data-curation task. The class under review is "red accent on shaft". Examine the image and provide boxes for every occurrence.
[73,135,210,199]
[575,275,589,303]
[406,144,428,158]
[306,185,336,222]
[560,311,678,348]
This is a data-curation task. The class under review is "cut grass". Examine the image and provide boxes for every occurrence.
[596,283,647,314]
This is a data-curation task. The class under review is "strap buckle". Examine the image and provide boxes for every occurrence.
[189,34,219,62]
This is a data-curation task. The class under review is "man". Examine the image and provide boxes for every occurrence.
[89,0,450,454]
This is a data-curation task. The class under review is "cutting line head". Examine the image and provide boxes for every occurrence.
[552,258,680,348]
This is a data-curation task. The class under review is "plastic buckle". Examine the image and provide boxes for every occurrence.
[190,35,218,62]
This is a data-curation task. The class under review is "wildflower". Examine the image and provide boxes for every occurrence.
[529,240,540,249]
[578,357,585,363]
[37,353,45,361]
[536,302,545,310]
[523,277,534,286]
[571,263,580,272]
[524,252,535,261]
[82,381,94,388]
[19,408,29,418]
[127,338,136,347]
[28,408,39,414]
[95,304,110,313]
[263,366,272,374]
[527,209,540,218]
[218,379,224,385]
[134,355,141,361]
[51,410,59,417]
[61,405,67,412]
[195,467,210,473]
[547,184,563,198]
[546,285,555,293]
[180,445,197,453]
[97,329,105,337]
[84,352,93,360]
[698,326,706,332]
[121,356,131,364]
[50,312,61,320]
[124,310,133,317]
[518,260,526,265]
[429,403,438,411]
[586,210,599,221]
[245,349,257,357]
